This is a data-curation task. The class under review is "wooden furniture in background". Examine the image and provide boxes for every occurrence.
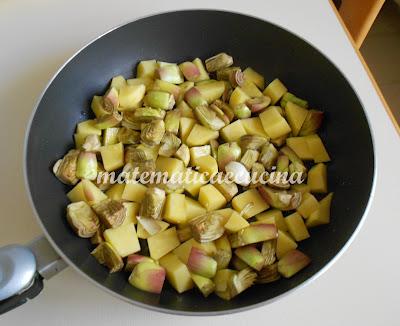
[336,0,385,48]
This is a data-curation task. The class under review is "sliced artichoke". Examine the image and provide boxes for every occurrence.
[257,185,302,211]
[261,240,276,266]
[194,104,226,131]
[173,144,190,166]
[158,131,181,157]
[53,149,80,185]
[240,149,260,171]
[189,212,226,243]
[92,198,126,228]
[164,109,181,134]
[66,201,99,238]
[117,127,140,144]
[139,187,166,220]
[257,263,280,284]
[205,53,233,72]
[141,119,165,146]
[259,143,278,171]
[91,242,123,273]
[82,134,101,152]
[240,135,268,151]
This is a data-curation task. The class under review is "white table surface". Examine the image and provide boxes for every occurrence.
[0,0,399,325]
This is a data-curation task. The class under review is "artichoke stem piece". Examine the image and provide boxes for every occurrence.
[91,242,124,273]
[234,246,265,271]
[53,149,80,185]
[184,87,208,109]
[129,261,166,294]
[144,90,175,110]
[125,254,154,272]
[76,151,98,180]
[179,61,201,81]
[277,249,311,278]
[187,247,218,278]
[92,198,126,228]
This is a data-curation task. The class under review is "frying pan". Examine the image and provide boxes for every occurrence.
[0,10,375,315]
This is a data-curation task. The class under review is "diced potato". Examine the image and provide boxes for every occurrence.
[192,155,218,179]
[224,211,249,233]
[122,202,140,225]
[179,117,196,142]
[285,102,308,136]
[276,230,297,259]
[220,120,247,142]
[241,117,269,138]
[100,142,124,171]
[105,184,125,200]
[284,212,310,241]
[186,124,219,147]
[259,107,291,139]
[77,120,102,136]
[137,59,157,78]
[74,133,87,149]
[173,238,216,263]
[263,78,287,104]
[305,134,331,163]
[232,189,269,219]
[240,80,263,98]
[291,183,310,194]
[121,182,147,202]
[308,163,328,193]
[196,80,225,103]
[297,192,319,218]
[198,184,227,211]
[103,128,120,146]
[183,169,208,197]
[110,75,127,91]
[148,227,180,260]
[127,77,154,89]
[159,253,194,293]
[306,193,333,228]
[156,156,184,177]
[164,193,187,224]
[118,84,146,110]
[229,87,250,108]
[185,197,206,221]
[256,209,287,231]
[103,223,140,257]
[286,137,313,160]
[243,67,265,89]
[67,180,107,204]
[137,220,169,239]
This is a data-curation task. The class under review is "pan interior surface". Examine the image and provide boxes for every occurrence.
[26,10,374,314]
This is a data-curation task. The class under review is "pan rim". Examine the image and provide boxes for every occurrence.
[23,8,377,316]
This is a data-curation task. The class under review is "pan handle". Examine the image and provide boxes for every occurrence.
[0,236,67,314]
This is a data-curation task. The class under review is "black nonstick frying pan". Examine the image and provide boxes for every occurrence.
[0,10,375,315]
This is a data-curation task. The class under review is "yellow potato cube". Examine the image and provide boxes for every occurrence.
[306,193,333,228]
[185,197,206,221]
[305,134,331,163]
[74,133,87,149]
[308,163,328,193]
[291,183,310,194]
[229,86,250,108]
[76,119,102,136]
[231,189,269,219]
[186,124,219,147]
[297,192,319,218]
[164,193,187,224]
[122,202,140,225]
[286,137,313,160]
[263,78,287,104]
[256,209,287,231]
[259,107,291,139]
[173,238,216,264]
[285,102,309,136]
[284,212,310,241]
[67,180,107,204]
[127,77,154,89]
[121,182,147,202]
[156,156,185,177]
[159,253,194,293]
[241,117,269,138]
[214,208,235,224]
[198,184,227,211]
[243,67,265,89]
[183,169,208,197]
[103,223,140,257]
[105,184,125,200]
[241,80,263,98]
[118,84,146,110]
[137,220,169,239]
[192,155,218,179]
[147,227,180,260]
[224,211,249,233]
[136,59,157,78]
[220,120,247,142]
[276,230,297,259]
[179,117,196,142]
[100,142,124,172]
